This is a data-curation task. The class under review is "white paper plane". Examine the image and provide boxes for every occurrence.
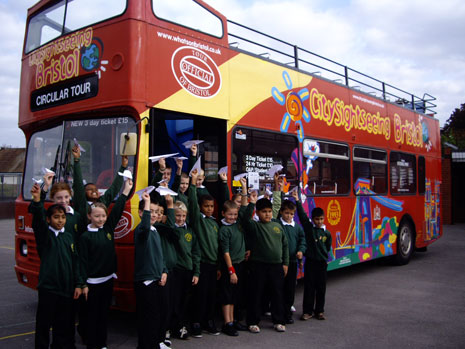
[218,166,228,175]
[233,172,248,181]
[182,140,204,149]
[189,156,202,176]
[73,138,86,152]
[156,186,178,196]
[148,153,179,162]
[135,186,155,200]
[118,169,133,180]
[267,164,283,178]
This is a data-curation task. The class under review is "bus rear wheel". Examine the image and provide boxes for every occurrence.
[394,221,414,265]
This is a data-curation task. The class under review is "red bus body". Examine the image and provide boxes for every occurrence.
[15,0,441,311]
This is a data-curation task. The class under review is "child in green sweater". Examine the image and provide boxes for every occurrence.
[188,169,220,337]
[219,196,248,336]
[166,200,200,340]
[240,179,289,333]
[134,191,167,349]
[292,190,332,321]
[30,183,83,348]
[79,178,133,349]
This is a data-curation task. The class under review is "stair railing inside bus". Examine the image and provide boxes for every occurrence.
[227,19,436,115]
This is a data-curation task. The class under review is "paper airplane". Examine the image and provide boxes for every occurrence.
[233,173,248,181]
[73,138,86,152]
[118,169,133,180]
[32,178,43,184]
[267,164,283,178]
[42,167,55,175]
[182,140,204,149]
[156,186,178,196]
[135,186,155,200]
[148,153,179,162]
[218,166,228,175]
[189,156,202,176]
[174,156,188,161]
[157,179,169,185]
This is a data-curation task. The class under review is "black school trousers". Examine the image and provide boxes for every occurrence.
[170,268,194,331]
[35,289,74,349]
[191,262,217,325]
[303,259,328,315]
[135,280,165,348]
[283,262,298,318]
[85,279,113,349]
[246,262,285,326]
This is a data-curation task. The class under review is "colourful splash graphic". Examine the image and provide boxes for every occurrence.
[271,71,311,142]
[424,179,440,241]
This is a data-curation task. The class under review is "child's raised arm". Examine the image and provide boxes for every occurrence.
[100,155,128,206]
[105,179,133,233]
[292,190,313,231]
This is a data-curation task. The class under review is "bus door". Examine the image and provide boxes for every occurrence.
[149,108,227,201]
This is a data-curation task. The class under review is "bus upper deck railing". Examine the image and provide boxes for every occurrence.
[227,19,437,116]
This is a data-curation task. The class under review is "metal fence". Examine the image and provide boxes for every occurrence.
[227,19,436,115]
[0,173,22,201]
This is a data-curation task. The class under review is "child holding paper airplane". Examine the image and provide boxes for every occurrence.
[78,178,133,349]
[133,190,167,349]
[188,169,221,337]
[29,182,83,348]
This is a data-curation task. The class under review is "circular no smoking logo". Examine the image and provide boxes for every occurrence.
[171,46,222,99]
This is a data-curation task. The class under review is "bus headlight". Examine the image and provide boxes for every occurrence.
[20,241,28,256]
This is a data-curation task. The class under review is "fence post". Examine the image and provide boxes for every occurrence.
[294,45,299,69]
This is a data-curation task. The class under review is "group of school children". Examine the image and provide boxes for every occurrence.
[30,143,333,349]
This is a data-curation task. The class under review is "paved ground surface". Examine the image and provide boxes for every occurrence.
[0,219,464,348]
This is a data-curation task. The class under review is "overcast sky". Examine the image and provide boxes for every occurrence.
[1,0,464,148]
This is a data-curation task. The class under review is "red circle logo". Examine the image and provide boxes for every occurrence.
[171,46,222,99]
[114,211,133,239]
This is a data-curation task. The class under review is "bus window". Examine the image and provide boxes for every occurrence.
[23,125,63,196]
[152,0,223,38]
[353,147,387,195]
[418,156,426,195]
[390,152,416,195]
[23,116,136,200]
[303,139,350,195]
[232,128,299,194]
[25,0,126,53]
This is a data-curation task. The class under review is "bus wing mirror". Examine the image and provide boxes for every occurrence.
[120,132,137,156]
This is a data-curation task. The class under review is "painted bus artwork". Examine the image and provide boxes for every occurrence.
[15,0,441,311]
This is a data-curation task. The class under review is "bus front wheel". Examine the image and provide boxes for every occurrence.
[394,221,414,265]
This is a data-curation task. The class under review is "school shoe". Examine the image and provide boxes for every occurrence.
[274,324,286,332]
[233,320,248,331]
[159,343,170,349]
[178,326,190,339]
[203,320,220,335]
[248,325,260,333]
[300,313,313,321]
[222,323,239,337]
[191,323,202,338]
[316,312,326,320]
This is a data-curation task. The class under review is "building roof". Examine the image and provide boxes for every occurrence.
[0,148,25,173]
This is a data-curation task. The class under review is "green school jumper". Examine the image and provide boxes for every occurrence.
[219,219,246,265]
[134,211,167,282]
[241,203,289,265]
[296,201,332,261]
[30,201,81,297]
[187,185,219,265]
[79,194,128,280]
[166,208,200,276]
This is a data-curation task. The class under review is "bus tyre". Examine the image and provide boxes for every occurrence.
[394,221,414,265]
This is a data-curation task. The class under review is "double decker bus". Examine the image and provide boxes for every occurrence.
[15,0,441,311]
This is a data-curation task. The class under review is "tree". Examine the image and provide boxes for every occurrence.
[441,103,465,149]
